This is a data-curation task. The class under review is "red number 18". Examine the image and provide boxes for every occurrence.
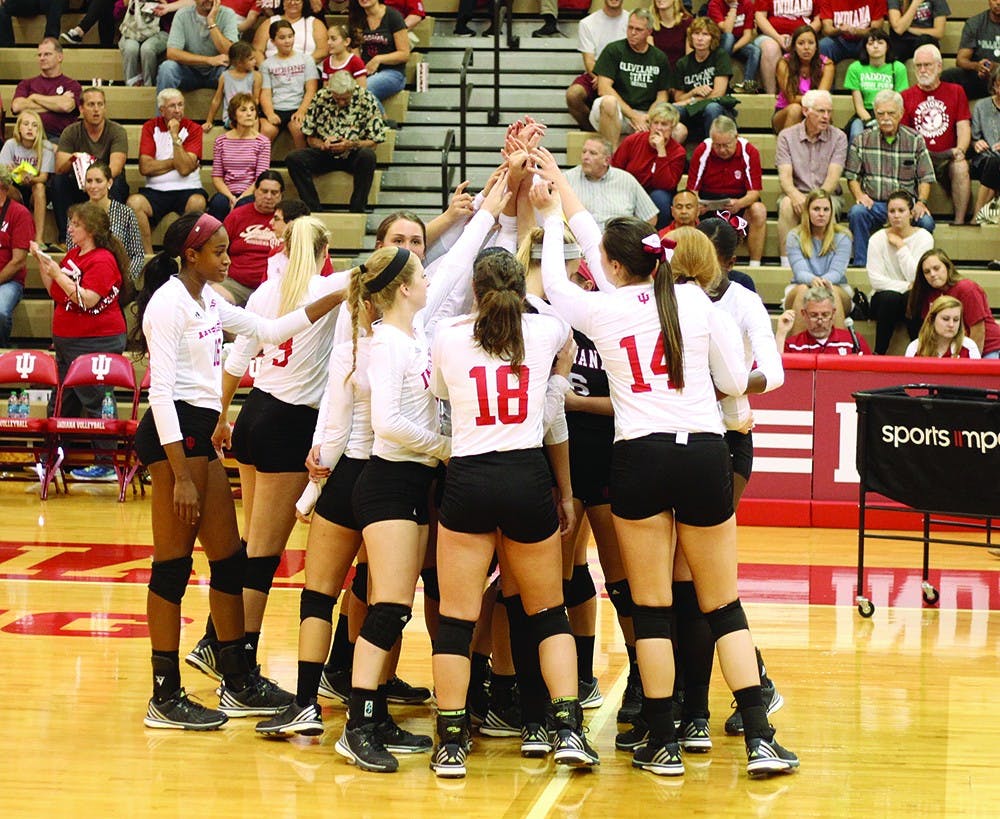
[469,365,531,426]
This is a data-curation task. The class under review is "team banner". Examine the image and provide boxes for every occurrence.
[854,385,1000,517]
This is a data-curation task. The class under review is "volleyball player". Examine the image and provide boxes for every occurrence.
[530,156,799,778]
[131,212,345,730]
[182,217,345,700]
[428,246,598,778]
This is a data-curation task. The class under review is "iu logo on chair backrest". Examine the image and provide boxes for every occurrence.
[91,354,113,381]
[15,353,37,380]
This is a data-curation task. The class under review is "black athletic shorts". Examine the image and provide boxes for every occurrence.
[135,401,219,466]
[725,430,754,481]
[569,426,613,507]
[139,186,209,227]
[439,448,559,544]
[352,456,437,528]
[230,388,317,473]
[611,432,733,526]
[314,456,367,530]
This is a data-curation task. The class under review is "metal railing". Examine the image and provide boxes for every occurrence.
[458,46,475,181]
[488,0,520,126]
[440,128,455,211]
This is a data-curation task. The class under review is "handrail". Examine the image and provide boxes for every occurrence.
[458,46,474,180]
[440,128,455,211]
[488,0,519,126]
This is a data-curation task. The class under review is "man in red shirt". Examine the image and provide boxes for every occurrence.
[0,168,35,346]
[215,170,284,306]
[775,285,872,354]
[902,44,973,225]
[10,38,83,140]
[817,0,886,63]
[687,116,767,265]
[657,189,700,237]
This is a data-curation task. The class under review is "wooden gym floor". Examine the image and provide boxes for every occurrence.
[0,480,998,818]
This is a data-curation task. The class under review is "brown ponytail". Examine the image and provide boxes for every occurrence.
[472,247,526,374]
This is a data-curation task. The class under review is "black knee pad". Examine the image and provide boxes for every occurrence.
[500,592,526,624]
[563,563,597,608]
[632,604,674,641]
[432,615,476,657]
[527,606,573,643]
[351,562,369,604]
[209,545,247,596]
[420,567,440,602]
[605,579,633,618]
[244,554,282,594]
[299,588,337,623]
[359,602,412,651]
[672,580,701,616]
[148,555,193,605]
[705,599,748,640]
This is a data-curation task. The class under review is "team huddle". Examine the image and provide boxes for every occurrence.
[130,122,796,782]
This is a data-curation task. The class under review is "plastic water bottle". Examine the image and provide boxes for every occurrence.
[6,392,15,418]
[18,391,29,419]
[101,390,115,419]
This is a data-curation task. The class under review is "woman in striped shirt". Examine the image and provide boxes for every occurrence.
[207,94,272,221]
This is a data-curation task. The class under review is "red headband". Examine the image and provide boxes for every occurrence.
[182,213,223,254]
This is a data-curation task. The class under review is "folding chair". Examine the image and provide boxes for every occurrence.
[0,350,59,487]
[45,352,139,502]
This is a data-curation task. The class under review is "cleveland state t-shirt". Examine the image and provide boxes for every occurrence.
[672,48,733,92]
[594,39,672,111]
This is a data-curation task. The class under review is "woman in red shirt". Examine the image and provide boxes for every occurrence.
[31,201,129,480]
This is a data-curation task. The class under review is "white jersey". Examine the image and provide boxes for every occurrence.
[540,214,748,441]
[224,270,349,408]
[431,312,568,458]
[369,321,450,466]
[143,276,311,445]
[715,280,785,429]
[312,337,374,463]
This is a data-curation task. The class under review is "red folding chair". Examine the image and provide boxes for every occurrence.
[0,350,59,488]
[45,352,140,502]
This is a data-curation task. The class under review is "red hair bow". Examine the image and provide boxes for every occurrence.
[716,210,748,237]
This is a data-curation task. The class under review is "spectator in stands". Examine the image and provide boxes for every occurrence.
[532,0,565,38]
[785,189,852,331]
[565,0,629,130]
[1,111,53,244]
[203,42,262,131]
[687,115,767,266]
[697,214,758,291]
[53,86,129,246]
[0,167,34,347]
[942,0,1000,101]
[31,202,129,481]
[11,38,83,141]
[221,0,262,35]
[265,197,335,279]
[844,30,909,144]
[75,160,145,281]
[672,17,738,143]
[903,45,973,226]
[845,89,936,266]
[772,25,834,134]
[285,71,385,214]
[157,0,239,96]
[452,0,492,36]
[906,294,981,357]
[0,1,64,47]
[649,0,693,65]
[971,64,1000,220]
[208,93,271,219]
[612,102,686,228]
[776,89,847,265]
[659,187,700,236]
[385,0,426,42]
[118,0,170,88]
[565,135,659,226]
[320,23,368,85]
[258,19,319,150]
[592,10,671,148]
[214,169,283,304]
[775,283,872,353]
[817,0,886,64]
[707,0,762,94]
[60,0,117,48]
[907,247,1000,356]
[253,0,328,64]
[753,0,821,95]
[127,88,207,253]
[865,189,932,353]
[887,0,949,62]
[348,0,411,111]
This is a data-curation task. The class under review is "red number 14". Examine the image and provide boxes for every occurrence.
[619,333,670,393]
